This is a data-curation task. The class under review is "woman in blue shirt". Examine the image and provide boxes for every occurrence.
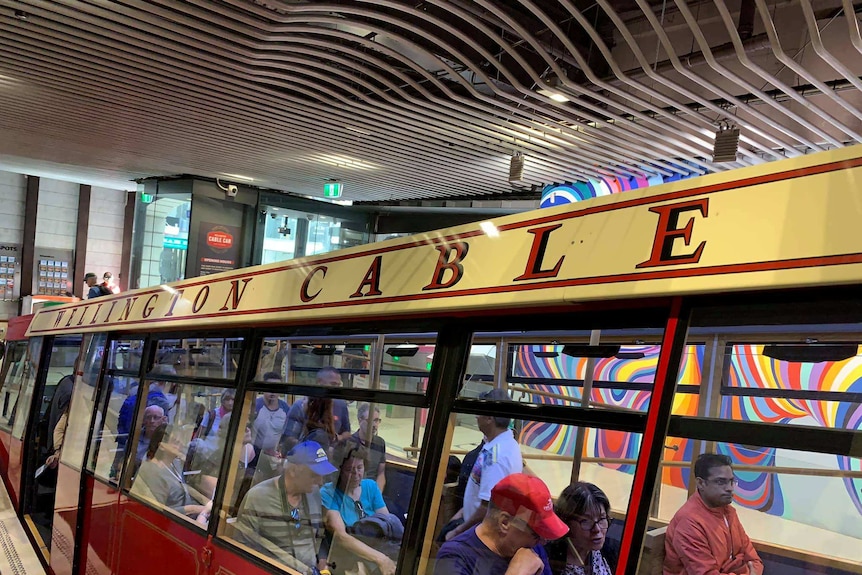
[321,440,394,575]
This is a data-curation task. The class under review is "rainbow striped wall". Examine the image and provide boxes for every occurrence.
[539,170,698,208]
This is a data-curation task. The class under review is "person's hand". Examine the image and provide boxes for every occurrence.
[747,561,760,575]
[46,454,60,469]
[375,555,396,575]
[507,547,544,575]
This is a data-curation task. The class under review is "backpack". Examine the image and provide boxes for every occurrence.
[99,284,113,296]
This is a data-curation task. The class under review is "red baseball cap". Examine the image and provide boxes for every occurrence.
[491,474,569,540]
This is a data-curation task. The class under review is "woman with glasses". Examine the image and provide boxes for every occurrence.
[321,439,396,575]
[545,482,618,575]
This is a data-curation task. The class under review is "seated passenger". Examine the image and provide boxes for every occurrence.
[131,424,210,523]
[321,439,395,575]
[135,405,168,469]
[545,482,618,575]
[349,402,386,492]
[664,453,763,575]
[299,397,338,454]
[435,473,568,575]
[233,440,336,575]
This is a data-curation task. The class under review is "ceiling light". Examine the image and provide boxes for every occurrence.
[537,72,570,103]
[345,126,372,136]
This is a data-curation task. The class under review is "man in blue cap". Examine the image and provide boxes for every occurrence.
[233,440,338,575]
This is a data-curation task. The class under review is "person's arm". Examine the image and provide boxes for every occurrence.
[324,509,396,575]
[505,547,545,575]
[445,500,487,540]
[735,522,763,575]
[670,520,728,575]
[46,411,68,468]
[375,461,386,493]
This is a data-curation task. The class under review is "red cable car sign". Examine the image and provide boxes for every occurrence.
[206,230,234,249]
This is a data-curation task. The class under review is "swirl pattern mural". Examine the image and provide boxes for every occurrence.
[512,342,862,521]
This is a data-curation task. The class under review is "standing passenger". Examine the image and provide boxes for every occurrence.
[349,402,387,491]
[664,453,763,575]
[435,473,568,575]
[233,440,336,575]
[445,388,522,541]
[282,367,351,451]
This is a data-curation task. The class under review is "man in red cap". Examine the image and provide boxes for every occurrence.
[435,473,569,575]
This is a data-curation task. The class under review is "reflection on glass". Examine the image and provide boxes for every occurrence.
[3,338,43,439]
[127,382,234,527]
[152,337,243,380]
[219,394,423,575]
[133,194,190,289]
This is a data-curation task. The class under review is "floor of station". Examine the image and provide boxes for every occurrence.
[0,481,46,575]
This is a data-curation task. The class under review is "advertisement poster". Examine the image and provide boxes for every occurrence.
[197,222,241,276]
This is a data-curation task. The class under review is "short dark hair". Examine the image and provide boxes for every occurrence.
[316,365,340,380]
[262,371,281,381]
[480,388,512,429]
[694,453,733,480]
[332,438,368,472]
[554,482,611,524]
[84,272,97,280]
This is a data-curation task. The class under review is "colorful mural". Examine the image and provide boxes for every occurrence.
[512,343,862,520]
[539,169,699,209]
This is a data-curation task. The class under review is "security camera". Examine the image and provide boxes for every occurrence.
[270,212,277,219]
[226,184,238,197]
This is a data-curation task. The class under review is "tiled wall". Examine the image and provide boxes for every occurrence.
[35,178,79,249]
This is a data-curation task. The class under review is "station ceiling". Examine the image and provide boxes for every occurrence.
[0,0,860,203]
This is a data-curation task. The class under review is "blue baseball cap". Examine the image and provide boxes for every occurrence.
[286,440,338,475]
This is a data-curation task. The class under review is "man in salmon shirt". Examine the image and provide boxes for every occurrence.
[664,453,763,575]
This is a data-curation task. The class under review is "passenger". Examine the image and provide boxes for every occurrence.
[282,367,351,451]
[435,473,568,575]
[664,453,763,575]
[135,405,168,468]
[250,378,291,482]
[320,439,395,575]
[298,397,338,454]
[438,438,485,541]
[349,402,386,491]
[445,388,523,542]
[233,440,336,575]
[45,374,74,469]
[84,272,106,299]
[196,388,235,441]
[545,482,618,575]
[132,424,210,523]
[101,271,119,294]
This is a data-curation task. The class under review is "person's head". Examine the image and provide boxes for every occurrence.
[283,440,338,493]
[103,272,113,283]
[84,272,97,287]
[220,389,235,411]
[485,473,569,558]
[554,482,611,554]
[143,405,167,436]
[332,438,368,492]
[357,402,381,436]
[476,388,512,436]
[305,396,335,435]
[316,366,342,387]
[262,371,281,383]
[694,453,736,508]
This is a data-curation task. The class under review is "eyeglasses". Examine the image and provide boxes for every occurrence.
[355,501,367,519]
[360,417,382,424]
[573,516,610,531]
[706,477,738,487]
[289,506,302,530]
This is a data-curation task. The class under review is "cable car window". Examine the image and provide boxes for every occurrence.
[60,334,107,470]
[380,336,433,393]
[257,337,374,388]
[423,396,642,575]
[152,337,243,380]
[1,337,43,439]
[217,392,424,575]
[87,339,145,481]
[127,382,234,528]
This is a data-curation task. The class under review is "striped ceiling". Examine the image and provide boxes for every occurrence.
[0,0,860,202]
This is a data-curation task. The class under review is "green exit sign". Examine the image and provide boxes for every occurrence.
[323,182,343,198]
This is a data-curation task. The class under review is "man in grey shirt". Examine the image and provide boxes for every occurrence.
[233,440,337,575]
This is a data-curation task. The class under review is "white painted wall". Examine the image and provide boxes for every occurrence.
[86,187,126,285]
